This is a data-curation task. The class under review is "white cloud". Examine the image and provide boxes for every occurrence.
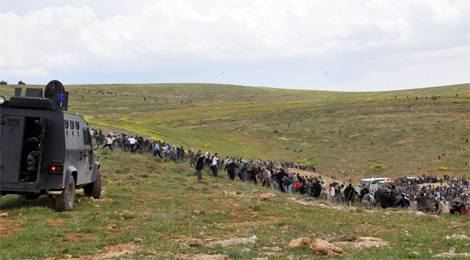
[0,0,468,90]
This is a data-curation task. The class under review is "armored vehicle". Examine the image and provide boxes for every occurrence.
[0,80,101,211]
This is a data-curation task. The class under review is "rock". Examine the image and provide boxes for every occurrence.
[415,211,427,216]
[410,251,421,257]
[0,212,8,217]
[175,254,230,260]
[64,254,73,259]
[433,252,470,258]
[288,237,311,248]
[339,235,355,242]
[261,246,282,252]
[223,190,237,196]
[357,237,383,242]
[444,234,470,241]
[258,194,270,201]
[311,239,343,255]
[187,238,203,247]
[334,240,390,249]
[266,192,277,198]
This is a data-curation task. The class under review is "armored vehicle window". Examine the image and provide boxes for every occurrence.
[64,120,68,129]
[83,129,91,145]
[70,120,74,129]
[75,121,79,130]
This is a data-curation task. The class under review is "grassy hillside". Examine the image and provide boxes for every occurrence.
[1,151,469,259]
[1,83,468,182]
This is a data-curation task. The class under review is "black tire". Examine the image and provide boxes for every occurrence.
[9,96,53,110]
[55,178,76,211]
[84,172,102,199]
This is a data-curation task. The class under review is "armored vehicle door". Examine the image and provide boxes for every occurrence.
[82,126,94,173]
[0,116,25,184]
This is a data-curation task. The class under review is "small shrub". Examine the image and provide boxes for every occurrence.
[297,158,310,166]
[368,164,388,172]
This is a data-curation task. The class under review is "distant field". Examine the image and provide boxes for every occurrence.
[1,83,469,182]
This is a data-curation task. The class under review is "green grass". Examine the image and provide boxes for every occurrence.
[1,150,469,259]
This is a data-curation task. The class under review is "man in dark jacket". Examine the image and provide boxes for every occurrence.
[360,184,369,200]
[312,179,323,198]
[416,192,429,212]
[195,154,205,181]
[225,158,239,180]
[344,184,357,206]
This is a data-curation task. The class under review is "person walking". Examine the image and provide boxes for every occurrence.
[211,153,220,177]
[102,134,115,150]
[195,153,205,181]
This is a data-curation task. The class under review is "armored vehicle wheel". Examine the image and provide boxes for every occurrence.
[84,172,102,199]
[56,178,76,211]
[9,96,53,110]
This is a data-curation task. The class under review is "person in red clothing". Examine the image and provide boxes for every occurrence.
[460,204,469,216]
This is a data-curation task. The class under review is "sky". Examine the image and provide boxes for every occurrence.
[0,0,468,91]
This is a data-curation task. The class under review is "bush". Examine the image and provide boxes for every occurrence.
[297,158,310,166]
[438,167,449,171]
[368,164,388,172]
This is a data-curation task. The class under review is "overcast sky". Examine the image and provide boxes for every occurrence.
[0,0,468,91]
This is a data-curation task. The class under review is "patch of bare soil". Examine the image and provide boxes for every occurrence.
[65,232,95,242]
[229,208,258,218]
[48,218,67,227]
[0,218,23,237]
[60,242,142,260]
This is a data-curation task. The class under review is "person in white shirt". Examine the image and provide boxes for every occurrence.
[211,153,220,177]
[103,134,115,150]
[128,136,136,153]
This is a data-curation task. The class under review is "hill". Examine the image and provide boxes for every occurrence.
[1,151,469,259]
[1,83,468,182]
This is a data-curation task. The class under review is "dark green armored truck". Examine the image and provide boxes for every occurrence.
[0,80,101,211]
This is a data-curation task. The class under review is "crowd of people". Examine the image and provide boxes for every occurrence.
[90,129,470,218]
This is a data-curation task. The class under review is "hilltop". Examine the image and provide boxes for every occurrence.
[1,83,468,182]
